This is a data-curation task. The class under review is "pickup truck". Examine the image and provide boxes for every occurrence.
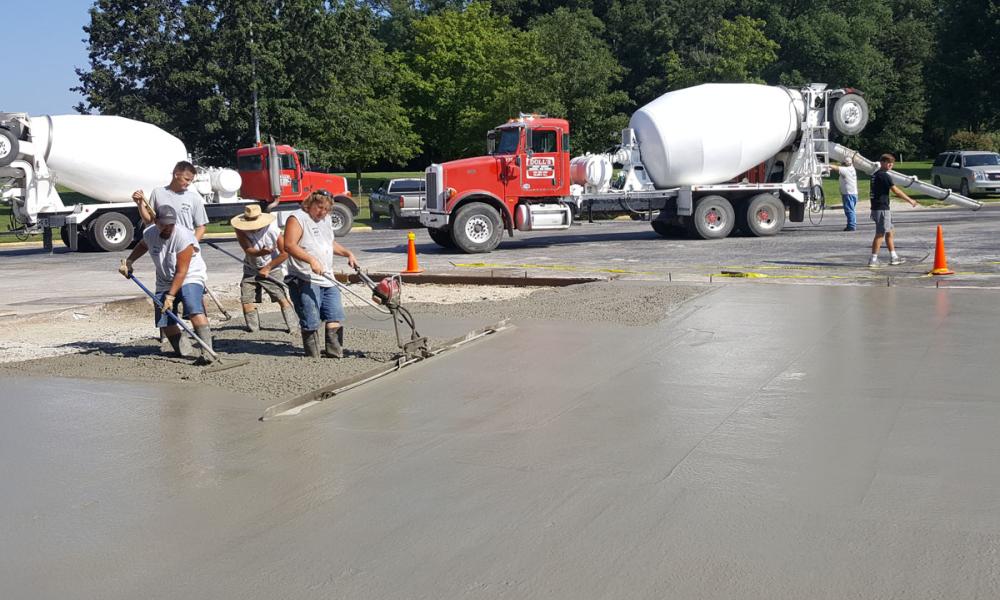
[369,178,426,228]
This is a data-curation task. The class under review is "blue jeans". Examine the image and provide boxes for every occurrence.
[842,194,858,229]
[154,283,206,328]
[286,277,345,331]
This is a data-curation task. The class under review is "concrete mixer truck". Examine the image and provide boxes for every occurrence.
[420,83,981,253]
[0,113,355,252]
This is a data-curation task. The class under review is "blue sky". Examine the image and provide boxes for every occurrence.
[3,1,92,115]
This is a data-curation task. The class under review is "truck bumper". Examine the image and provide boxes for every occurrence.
[970,183,1000,195]
[420,211,449,228]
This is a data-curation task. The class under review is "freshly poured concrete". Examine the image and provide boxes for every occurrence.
[3,283,999,599]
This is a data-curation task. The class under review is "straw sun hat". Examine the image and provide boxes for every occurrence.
[230,205,276,231]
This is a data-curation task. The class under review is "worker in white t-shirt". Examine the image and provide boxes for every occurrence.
[119,205,216,363]
[830,161,859,231]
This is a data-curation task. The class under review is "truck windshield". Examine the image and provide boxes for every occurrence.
[495,129,521,154]
[965,154,1000,167]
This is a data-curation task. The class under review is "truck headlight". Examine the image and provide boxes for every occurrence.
[974,171,988,181]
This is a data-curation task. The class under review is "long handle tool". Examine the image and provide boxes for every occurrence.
[203,284,233,321]
[127,273,249,373]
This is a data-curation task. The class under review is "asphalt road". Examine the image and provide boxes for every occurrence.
[1,203,997,318]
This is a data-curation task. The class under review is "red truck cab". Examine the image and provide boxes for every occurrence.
[421,115,572,252]
[237,143,358,236]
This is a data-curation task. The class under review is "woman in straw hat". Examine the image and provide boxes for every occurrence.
[284,191,358,358]
[231,204,298,333]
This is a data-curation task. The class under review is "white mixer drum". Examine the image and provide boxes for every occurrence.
[29,115,187,203]
[629,84,801,188]
[210,168,242,194]
[570,154,613,188]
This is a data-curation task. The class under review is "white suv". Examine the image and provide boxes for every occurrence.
[931,151,1000,197]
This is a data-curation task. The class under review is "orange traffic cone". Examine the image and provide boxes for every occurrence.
[402,231,423,274]
[929,225,954,275]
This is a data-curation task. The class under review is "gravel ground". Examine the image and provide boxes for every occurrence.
[0,281,707,404]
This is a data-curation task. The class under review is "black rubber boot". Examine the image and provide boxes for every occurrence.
[281,305,298,333]
[301,329,321,358]
[166,333,186,358]
[244,309,260,332]
[194,325,215,364]
[324,326,344,358]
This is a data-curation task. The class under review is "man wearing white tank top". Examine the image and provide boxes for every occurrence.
[284,192,358,358]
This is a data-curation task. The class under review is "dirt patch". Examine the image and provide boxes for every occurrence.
[0,281,706,403]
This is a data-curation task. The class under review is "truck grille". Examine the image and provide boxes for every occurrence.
[425,167,441,211]
[989,173,1000,181]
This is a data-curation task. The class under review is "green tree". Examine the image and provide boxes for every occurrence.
[75,0,418,172]
[406,1,557,160]
[659,15,779,88]
[928,0,1000,135]
[527,8,630,152]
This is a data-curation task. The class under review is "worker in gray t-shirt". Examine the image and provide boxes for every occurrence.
[132,160,209,240]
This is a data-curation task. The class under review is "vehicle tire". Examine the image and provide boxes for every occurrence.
[389,205,402,229]
[932,176,943,188]
[830,93,869,136]
[688,195,735,239]
[60,225,95,251]
[960,179,971,197]
[330,202,353,237]
[744,193,785,237]
[651,219,685,238]
[427,227,457,249]
[0,127,19,167]
[369,206,381,224]
[452,203,503,253]
[88,212,134,252]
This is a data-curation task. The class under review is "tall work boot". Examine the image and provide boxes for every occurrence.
[324,326,344,358]
[301,329,321,358]
[194,325,215,364]
[166,333,186,358]
[243,308,260,332]
[281,305,298,334]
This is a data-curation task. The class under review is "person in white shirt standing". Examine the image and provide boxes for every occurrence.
[230,205,297,333]
[118,205,216,363]
[132,160,209,239]
[830,161,859,231]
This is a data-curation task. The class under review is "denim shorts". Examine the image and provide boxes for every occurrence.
[286,277,345,331]
[154,283,206,327]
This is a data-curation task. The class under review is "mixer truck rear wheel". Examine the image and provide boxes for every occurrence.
[689,195,735,239]
[330,203,353,237]
[0,128,18,167]
[452,203,502,253]
[89,212,134,252]
[428,227,457,249]
[744,194,785,237]
[60,226,95,251]
[831,93,869,136]
[651,220,685,238]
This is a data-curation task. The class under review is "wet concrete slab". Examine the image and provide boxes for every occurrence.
[2,284,999,599]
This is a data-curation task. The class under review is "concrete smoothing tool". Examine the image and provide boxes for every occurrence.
[259,265,511,420]
[126,274,250,373]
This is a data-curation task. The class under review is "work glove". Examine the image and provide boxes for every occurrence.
[118,258,134,278]
[162,293,177,311]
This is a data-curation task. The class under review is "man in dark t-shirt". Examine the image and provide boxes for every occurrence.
[869,153,919,267]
